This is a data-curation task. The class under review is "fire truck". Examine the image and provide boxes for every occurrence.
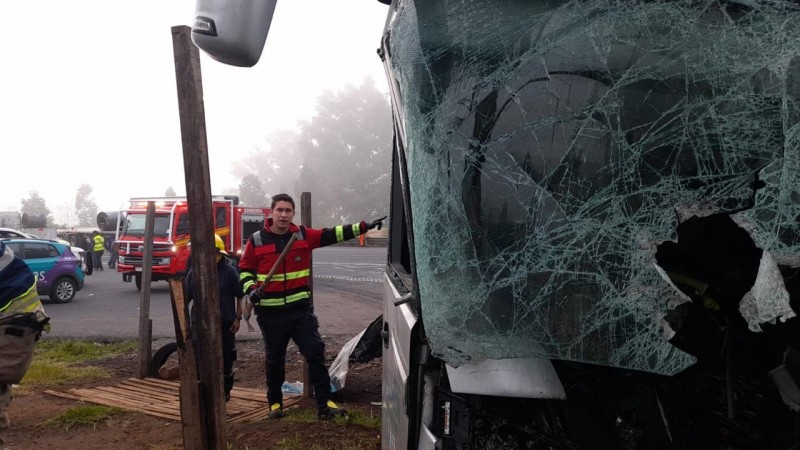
[115,195,270,290]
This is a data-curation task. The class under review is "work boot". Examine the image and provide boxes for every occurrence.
[268,403,285,419]
[317,400,347,420]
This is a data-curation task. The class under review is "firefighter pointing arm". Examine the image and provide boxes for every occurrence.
[237,193,384,420]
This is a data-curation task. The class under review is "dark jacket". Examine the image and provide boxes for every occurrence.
[186,257,243,327]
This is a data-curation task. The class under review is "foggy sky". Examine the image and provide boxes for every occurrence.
[0,0,389,225]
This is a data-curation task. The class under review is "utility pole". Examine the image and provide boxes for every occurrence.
[301,192,312,399]
[136,201,155,378]
[171,24,226,449]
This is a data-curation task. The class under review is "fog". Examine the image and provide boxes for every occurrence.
[0,0,390,225]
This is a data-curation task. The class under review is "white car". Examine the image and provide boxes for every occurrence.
[0,227,39,239]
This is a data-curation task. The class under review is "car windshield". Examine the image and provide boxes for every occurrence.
[122,214,171,238]
[389,0,800,375]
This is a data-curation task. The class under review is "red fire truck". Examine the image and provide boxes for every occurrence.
[115,195,270,289]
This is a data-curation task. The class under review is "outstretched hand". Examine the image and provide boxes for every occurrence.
[367,216,387,230]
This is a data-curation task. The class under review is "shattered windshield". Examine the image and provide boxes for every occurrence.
[387,0,800,374]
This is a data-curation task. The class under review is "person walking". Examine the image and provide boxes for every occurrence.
[238,193,385,420]
[0,241,50,448]
[107,236,118,269]
[185,234,244,401]
[92,231,105,271]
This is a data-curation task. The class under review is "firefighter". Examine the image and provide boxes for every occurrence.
[185,234,244,401]
[0,241,49,448]
[238,193,384,420]
[92,231,105,271]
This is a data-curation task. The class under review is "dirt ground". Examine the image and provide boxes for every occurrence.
[5,333,383,450]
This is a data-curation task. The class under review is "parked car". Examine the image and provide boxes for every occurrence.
[0,227,89,274]
[1,238,85,303]
[0,227,38,239]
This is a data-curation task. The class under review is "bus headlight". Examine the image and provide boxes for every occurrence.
[118,256,126,263]
[159,258,171,265]
[171,245,177,253]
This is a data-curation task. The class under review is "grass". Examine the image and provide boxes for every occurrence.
[285,407,381,429]
[274,433,376,450]
[40,404,125,430]
[34,339,137,364]
[17,339,137,392]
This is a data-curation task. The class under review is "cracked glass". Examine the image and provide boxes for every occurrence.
[387,0,800,374]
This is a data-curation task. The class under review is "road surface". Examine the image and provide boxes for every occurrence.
[41,246,386,341]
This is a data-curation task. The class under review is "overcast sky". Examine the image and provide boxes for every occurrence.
[0,0,390,225]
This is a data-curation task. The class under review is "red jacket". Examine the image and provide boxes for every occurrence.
[238,220,365,308]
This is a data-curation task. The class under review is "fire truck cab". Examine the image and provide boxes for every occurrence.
[115,195,269,289]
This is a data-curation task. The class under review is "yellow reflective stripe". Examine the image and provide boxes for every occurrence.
[0,281,41,315]
[243,280,255,291]
[335,226,344,242]
[239,272,252,281]
[257,291,310,306]
[352,223,361,235]
[256,269,310,282]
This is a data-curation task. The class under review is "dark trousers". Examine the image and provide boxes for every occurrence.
[108,252,118,269]
[190,320,237,395]
[221,326,236,395]
[93,250,104,269]
[256,303,331,408]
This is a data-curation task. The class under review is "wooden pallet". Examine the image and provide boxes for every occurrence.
[44,377,300,423]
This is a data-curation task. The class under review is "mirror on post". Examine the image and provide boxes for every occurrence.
[192,0,278,67]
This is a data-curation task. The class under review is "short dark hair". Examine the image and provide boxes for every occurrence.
[271,193,295,210]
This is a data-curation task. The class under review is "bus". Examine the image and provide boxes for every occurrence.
[193,0,800,447]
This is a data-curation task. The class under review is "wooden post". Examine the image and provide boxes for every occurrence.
[172,24,226,448]
[301,192,312,399]
[137,201,155,378]
[168,279,205,449]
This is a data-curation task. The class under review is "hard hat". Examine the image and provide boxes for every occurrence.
[214,234,228,255]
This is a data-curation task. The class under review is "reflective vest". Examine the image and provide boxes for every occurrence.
[0,243,46,319]
[93,234,105,252]
[240,226,313,307]
[239,221,364,308]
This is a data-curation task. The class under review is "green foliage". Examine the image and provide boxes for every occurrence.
[41,404,125,430]
[238,174,267,206]
[74,183,98,227]
[232,77,392,225]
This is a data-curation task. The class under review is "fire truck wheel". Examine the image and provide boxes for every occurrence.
[135,274,142,290]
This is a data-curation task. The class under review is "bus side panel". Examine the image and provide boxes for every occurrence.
[382,277,416,450]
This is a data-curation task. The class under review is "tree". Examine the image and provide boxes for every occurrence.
[294,78,392,224]
[20,191,53,226]
[74,184,98,227]
[165,186,177,197]
[231,129,303,201]
[231,77,392,225]
[238,174,267,206]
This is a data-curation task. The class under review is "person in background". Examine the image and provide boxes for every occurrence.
[0,241,49,448]
[92,231,105,271]
[107,236,118,269]
[238,193,385,420]
[185,234,243,401]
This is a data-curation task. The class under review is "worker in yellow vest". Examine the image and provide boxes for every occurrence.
[92,231,105,272]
